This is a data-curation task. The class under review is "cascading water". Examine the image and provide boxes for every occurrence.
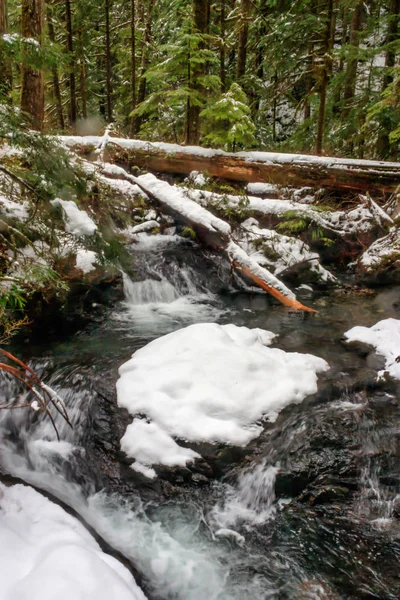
[115,234,225,336]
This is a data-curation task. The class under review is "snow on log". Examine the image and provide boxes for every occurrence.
[60,135,400,195]
[227,241,317,312]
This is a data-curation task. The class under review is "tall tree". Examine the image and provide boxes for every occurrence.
[376,0,400,157]
[236,0,250,81]
[0,0,12,98]
[185,0,209,144]
[21,0,44,131]
[105,0,113,122]
[47,3,65,129]
[316,0,335,155]
[130,0,136,135]
[65,0,77,127]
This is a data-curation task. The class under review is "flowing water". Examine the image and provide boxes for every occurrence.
[1,234,400,599]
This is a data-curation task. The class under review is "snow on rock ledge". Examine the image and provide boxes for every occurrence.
[0,482,147,600]
[117,323,329,477]
[344,319,400,380]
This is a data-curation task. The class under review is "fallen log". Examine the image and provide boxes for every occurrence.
[95,162,316,312]
[61,136,400,196]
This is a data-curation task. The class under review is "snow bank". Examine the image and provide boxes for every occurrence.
[0,483,147,600]
[51,198,97,236]
[117,323,328,476]
[344,319,400,380]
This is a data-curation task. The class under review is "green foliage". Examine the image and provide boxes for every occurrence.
[200,83,256,151]
[180,226,197,240]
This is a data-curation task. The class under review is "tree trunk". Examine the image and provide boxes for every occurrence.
[21,0,44,131]
[134,0,155,134]
[220,0,226,93]
[105,0,113,123]
[316,0,335,155]
[185,0,209,145]
[65,0,77,128]
[64,136,400,196]
[236,0,250,80]
[47,5,65,130]
[0,0,12,99]
[332,5,348,113]
[129,0,136,136]
[342,2,363,118]
[376,0,400,158]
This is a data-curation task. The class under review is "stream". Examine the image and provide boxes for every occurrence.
[1,233,399,599]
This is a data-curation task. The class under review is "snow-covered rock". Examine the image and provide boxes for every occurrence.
[357,228,400,279]
[237,218,335,283]
[51,198,97,237]
[0,482,147,600]
[117,323,329,477]
[0,196,29,221]
[344,319,400,381]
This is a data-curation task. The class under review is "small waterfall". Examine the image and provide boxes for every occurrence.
[210,462,278,535]
[123,274,180,305]
[357,461,399,528]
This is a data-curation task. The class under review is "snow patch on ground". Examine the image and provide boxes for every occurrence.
[0,483,147,600]
[117,323,328,476]
[51,198,97,236]
[344,319,400,380]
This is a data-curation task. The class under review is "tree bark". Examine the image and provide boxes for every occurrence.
[0,0,12,99]
[47,4,65,129]
[129,0,136,136]
[316,0,335,155]
[220,0,226,93]
[65,0,77,128]
[376,0,400,158]
[342,2,363,118]
[105,0,113,123]
[65,136,400,196]
[134,0,155,134]
[236,0,250,80]
[21,0,44,131]
[185,0,209,145]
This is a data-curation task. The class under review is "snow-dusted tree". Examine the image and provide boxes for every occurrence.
[200,82,256,151]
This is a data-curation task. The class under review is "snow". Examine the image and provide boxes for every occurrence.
[117,323,328,476]
[51,198,97,236]
[246,182,279,197]
[359,228,400,271]
[0,196,29,221]
[125,220,160,236]
[59,136,400,171]
[136,173,231,236]
[0,483,147,600]
[238,218,335,283]
[188,188,377,236]
[344,319,400,380]
[226,239,297,299]
[188,170,207,186]
[75,249,98,274]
